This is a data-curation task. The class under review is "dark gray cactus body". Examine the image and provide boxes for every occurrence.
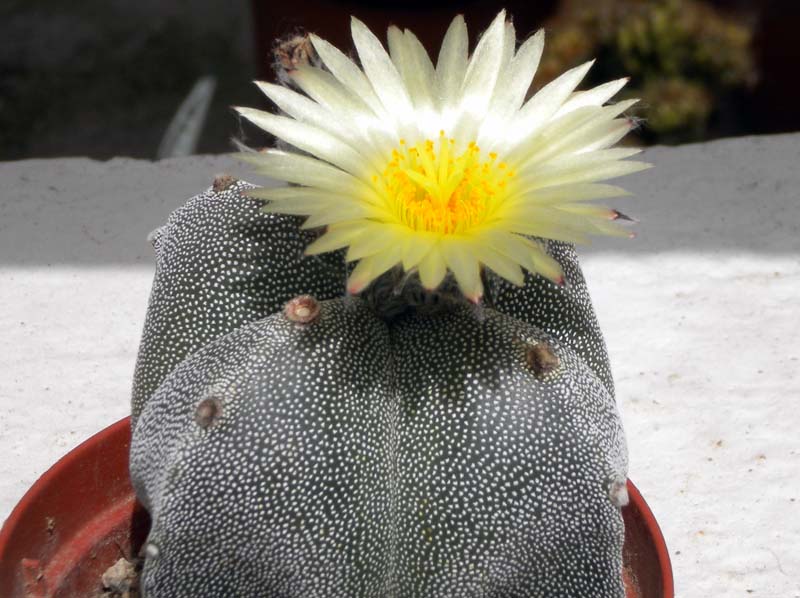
[131,298,627,597]
[131,179,346,426]
[488,240,614,397]
[131,299,396,596]
[390,306,626,597]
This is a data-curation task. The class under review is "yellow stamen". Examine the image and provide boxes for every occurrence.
[375,135,515,235]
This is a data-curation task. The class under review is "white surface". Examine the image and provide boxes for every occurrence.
[1,135,799,597]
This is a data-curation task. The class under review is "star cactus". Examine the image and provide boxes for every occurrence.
[130,11,647,597]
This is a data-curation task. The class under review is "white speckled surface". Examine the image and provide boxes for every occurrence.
[1,134,799,597]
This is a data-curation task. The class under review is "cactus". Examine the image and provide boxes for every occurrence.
[131,176,345,426]
[488,240,615,396]
[131,11,648,597]
[131,297,626,597]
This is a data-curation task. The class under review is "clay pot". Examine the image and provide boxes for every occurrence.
[0,418,673,597]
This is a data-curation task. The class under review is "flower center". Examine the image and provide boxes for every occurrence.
[374,132,515,234]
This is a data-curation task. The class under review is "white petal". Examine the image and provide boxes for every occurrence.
[555,77,630,117]
[441,239,483,299]
[248,185,354,202]
[291,65,369,115]
[347,251,401,293]
[574,118,635,154]
[461,11,507,99]
[403,29,438,111]
[452,10,507,140]
[305,222,365,255]
[588,218,635,238]
[514,29,545,77]
[506,105,602,168]
[502,20,517,72]
[494,215,591,245]
[254,81,358,148]
[262,199,355,218]
[250,186,388,225]
[603,98,639,118]
[479,231,564,283]
[500,202,613,242]
[250,185,382,210]
[260,199,345,217]
[302,205,376,229]
[345,224,402,261]
[503,183,630,208]
[239,150,379,201]
[518,146,642,178]
[479,228,534,257]
[401,235,435,269]
[251,190,348,213]
[517,151,651,190]
[388,26,437,118]
[351,17,414,120]
[236,107,371,178]
[309,33,386,117]
[387,25,406,70]
[477,247,525,286]
[513,100,639,168]
[478,29,545,148]
[300,206,373,229]
[555,202,618,219]
[503,60,594,155]
[418,246,447,289]
[293,66,399,157]
[436,15,469,108]
[527,242,565,283]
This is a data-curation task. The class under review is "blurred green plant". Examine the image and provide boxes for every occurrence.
[537,0,757,144]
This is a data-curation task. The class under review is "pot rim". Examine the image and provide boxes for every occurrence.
[0,417,132,554]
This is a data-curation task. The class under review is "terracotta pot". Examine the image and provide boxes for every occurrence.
[0,417,673,597]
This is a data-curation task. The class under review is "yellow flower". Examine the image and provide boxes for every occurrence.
[237,11,650,302]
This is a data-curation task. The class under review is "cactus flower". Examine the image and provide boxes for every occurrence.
[236,11,649,302]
